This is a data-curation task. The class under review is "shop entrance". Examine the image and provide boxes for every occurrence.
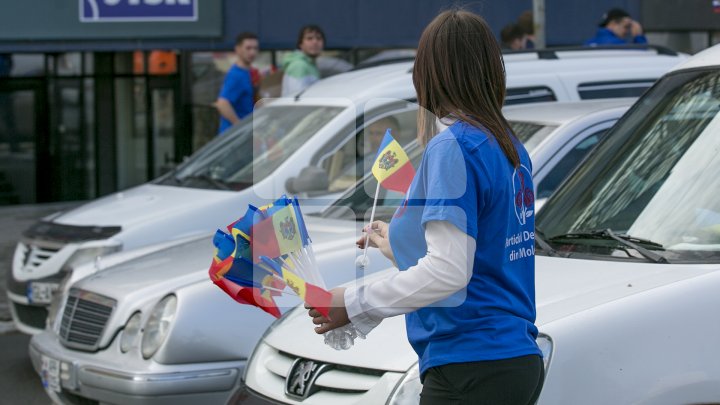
[0,79,50,204]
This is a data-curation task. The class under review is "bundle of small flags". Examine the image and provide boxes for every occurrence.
[208,196,332,319]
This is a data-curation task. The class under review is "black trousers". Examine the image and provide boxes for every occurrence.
[420,355,545,405]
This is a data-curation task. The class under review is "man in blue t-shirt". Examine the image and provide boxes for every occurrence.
[215,32,259,134]
[585,8,647,46]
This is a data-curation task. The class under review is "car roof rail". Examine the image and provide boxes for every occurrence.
[503,44,679,60]
[351,56,417,71]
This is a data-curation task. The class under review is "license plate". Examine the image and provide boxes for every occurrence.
[28,282,59,304]
[41,355,61,393]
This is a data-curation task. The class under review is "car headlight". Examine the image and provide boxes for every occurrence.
[141,295,177,359]
[120,312,143,353]
[386,363,421,405]
[537,333,553,372]
[62,244,122,271]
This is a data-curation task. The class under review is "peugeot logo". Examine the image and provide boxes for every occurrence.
[285,358,332,400]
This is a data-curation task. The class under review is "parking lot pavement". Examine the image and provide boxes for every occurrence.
[0,332,52,404]
[0,202,80,323]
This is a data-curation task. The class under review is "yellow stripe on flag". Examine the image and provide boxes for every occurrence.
[271,205,303,256]
[372,139,411,183]
[230,228,247,258]
[282,269,307,299]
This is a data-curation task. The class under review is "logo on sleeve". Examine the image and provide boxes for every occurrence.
[512,165,534,226]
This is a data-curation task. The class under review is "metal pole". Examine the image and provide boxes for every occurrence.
[533,0,546,49]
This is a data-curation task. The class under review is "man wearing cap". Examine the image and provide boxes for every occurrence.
[585,8,647,46]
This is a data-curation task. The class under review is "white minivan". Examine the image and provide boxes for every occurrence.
[242,45,720,404]
[8,47,687,334]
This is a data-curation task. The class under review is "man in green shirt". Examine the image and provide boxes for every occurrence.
[281,25,325,96]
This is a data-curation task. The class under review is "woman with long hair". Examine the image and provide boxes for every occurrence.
[307,9,544,404]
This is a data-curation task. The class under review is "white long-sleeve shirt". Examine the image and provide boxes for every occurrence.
[344,220,476,335]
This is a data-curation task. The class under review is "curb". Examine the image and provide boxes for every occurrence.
[0,321,17,335]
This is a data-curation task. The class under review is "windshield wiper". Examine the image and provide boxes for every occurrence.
[181,174,231,191]
[549,229,668,264]
[535,229,564,257]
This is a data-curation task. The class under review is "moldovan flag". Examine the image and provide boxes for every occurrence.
[261,257,333,319]
[250,205,303,262]
[372,129,415,193]
[281,267,332,318]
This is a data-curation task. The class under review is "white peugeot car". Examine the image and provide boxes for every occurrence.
[241,45,720,404]
[29,99,633,404]
[8,46,685,335]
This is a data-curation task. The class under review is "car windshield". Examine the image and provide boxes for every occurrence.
[537,68,720,263]
[156,105,344,190]
[509,121,559,152]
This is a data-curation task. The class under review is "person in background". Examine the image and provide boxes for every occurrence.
[585,8,647,46]
[501,23,528,50]
[281,25,324,96]
[215,32,259,134]
[517,10,536,49]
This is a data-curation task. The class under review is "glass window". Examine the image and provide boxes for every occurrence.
[536,130,607,199]
[505,86,556,106]
[578,79,656,100]
[0,89,37,204]
[319,109,417,193]
[83,53,94,75]
[537,69,720,262]
[84,78,96,197]
[57,53,82,76]
[158,105,343,191]
[115,52,136,75]
[115,77,148,189]
[321,141,424,222]
[152,88,175,176]
[3,54,44,77]
[508,121,559,151]
[190,52,227,150]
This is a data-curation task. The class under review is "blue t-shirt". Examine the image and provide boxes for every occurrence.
[389,120,541,376]
[218,65,254,134]
[584,27,648,46]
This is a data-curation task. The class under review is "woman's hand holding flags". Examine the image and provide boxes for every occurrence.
[208,196,332,319]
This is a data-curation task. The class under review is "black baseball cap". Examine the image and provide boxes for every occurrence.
[599,8,630,27]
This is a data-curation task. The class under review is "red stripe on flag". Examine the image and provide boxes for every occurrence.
[305,283,333,319]
[380,161,415,193]
[250,215,281,262]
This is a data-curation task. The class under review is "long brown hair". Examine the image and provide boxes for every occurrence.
[413,9,520,167]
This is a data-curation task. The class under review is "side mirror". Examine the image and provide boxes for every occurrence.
[286,166,330,194]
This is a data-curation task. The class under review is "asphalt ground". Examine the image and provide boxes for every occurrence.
[0,203,80,405]
[0,332,52,404]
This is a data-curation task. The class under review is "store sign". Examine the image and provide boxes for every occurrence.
[80,0,197,22]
